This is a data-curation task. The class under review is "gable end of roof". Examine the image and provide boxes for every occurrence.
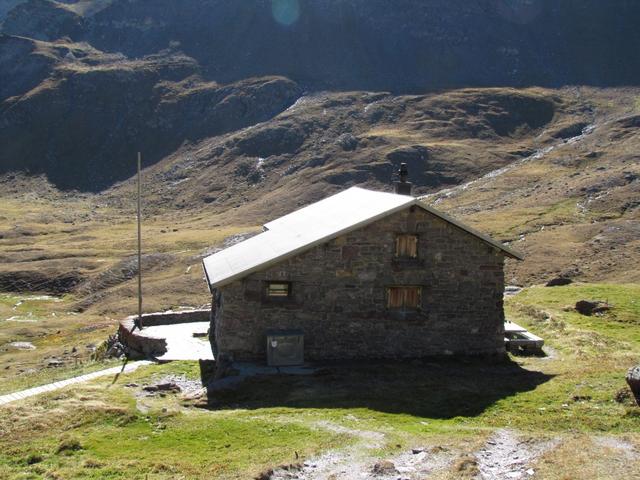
[415,199,524,260]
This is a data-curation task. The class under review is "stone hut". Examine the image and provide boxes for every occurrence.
[202,178,522,364]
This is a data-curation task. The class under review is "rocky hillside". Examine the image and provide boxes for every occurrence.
[0,38,300,189]
[3,0,640,90]
[105,87,580,216]
[0,0,638,299]
[1,0,640,190]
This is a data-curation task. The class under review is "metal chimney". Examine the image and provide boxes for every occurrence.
[394,163,413,196]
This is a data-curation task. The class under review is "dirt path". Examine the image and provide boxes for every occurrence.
[475,429,557,479]
[0,360,152,406]
[269,421,457,480]
[269,421,386,480]
[269,424,564,480]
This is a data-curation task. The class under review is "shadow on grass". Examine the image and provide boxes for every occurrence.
[197,358,553,419]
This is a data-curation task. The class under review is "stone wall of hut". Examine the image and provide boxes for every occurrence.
[215,205,506,361]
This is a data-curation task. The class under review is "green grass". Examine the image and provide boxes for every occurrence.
[0,358,124,396]
[507,283,640,345]
[0,293,122,395]
[0,283,639,479]
[0,364,348,480]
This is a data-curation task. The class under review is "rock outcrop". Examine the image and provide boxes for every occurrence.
[626,365,640,406]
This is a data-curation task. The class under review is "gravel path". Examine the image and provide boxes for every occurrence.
[475,429,557,479]
[269,421,456,480]
[269,425,564,480]
[0,360,152,406]
[269,421,386,480]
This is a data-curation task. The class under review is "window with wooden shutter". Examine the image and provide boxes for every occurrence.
[387,286,422,309]
[395,234,418,258]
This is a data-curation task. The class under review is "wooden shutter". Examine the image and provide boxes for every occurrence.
[395,235,418,258]
[387,286,421,309]
[403,286,421,308]
[388,287,404,308]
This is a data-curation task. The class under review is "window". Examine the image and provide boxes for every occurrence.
[265,281,291,298]
[387,286,422,309]
[395,234,418,258]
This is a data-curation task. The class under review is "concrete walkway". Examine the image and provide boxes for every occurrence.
[0,360,152,406]
[138,322,214,361]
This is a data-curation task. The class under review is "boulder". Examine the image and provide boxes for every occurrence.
[336,133,358,151]
[372,460,397,475]
[47,358,63,367]
[626,365,640,406]
[575,300,610,316]
[143,382,181,393]
[545,277,572,287]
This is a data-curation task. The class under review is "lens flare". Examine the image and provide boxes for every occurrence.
[271,0,300,26]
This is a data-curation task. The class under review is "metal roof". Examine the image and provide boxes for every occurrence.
[202,186,522,290]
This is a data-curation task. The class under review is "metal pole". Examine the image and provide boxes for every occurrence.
[137,152,143,329]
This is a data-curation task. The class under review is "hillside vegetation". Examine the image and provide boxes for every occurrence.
[0,2,639,478]
[0,3,638,296]
[0,284,638,478]
[0,1,639,408]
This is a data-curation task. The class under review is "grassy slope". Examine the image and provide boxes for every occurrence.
[0,86,638,477]
[0,284,638,479]
[0,194,253,393]
[428,87,640,285]
[1,86,639,394]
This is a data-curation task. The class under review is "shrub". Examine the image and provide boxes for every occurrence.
[56,438,83,454]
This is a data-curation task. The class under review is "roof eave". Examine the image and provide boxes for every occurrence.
[202,260,214,294]
[206,197,417,288]
[204,192,524,290]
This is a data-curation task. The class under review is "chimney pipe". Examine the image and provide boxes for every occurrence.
[394,163,413,196]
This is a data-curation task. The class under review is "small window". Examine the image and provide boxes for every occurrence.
[387,286,421,309]
[265,281,291,298]
[395,234,418,258]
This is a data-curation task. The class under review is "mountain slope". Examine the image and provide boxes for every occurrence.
[1,0,640,190]
[424,89,640,284]
[4,0,640,90]
[0,1,638,305]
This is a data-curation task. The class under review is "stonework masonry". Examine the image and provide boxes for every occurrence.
[214,205,506,361]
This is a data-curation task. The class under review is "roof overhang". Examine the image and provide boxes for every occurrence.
[203,199,414,289]
[202,188,523,291]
